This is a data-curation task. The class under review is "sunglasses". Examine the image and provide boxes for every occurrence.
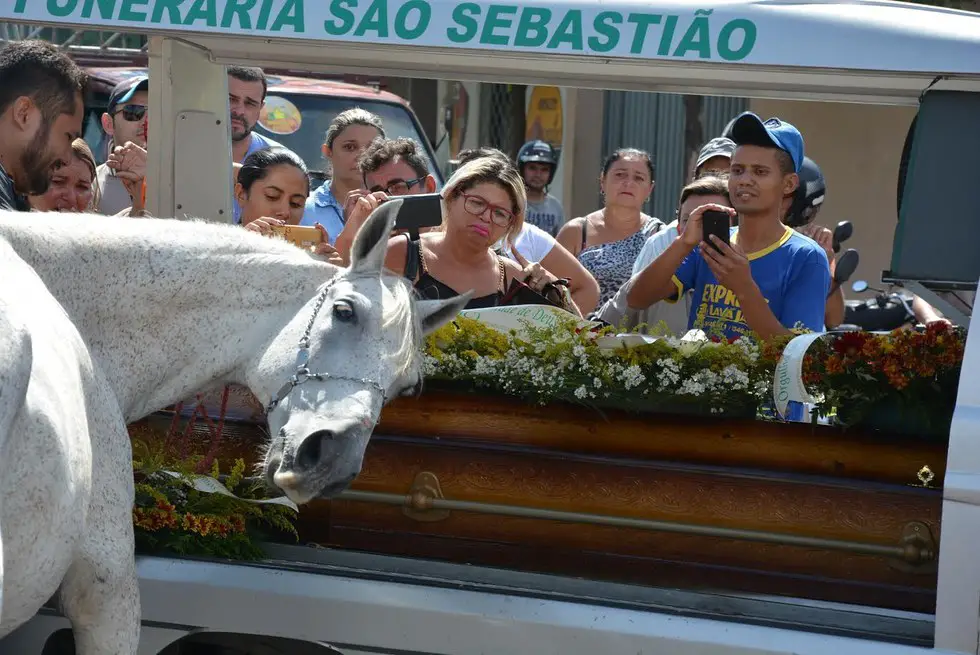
[114,104,147,122]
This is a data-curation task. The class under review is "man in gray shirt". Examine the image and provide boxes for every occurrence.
[517,139,565,236]
[96,74,148,215]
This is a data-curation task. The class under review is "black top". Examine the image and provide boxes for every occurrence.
[403,236,505,309]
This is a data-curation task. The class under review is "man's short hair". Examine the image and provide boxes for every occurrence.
[359,137,429,180]
[456,147,512,167]
[227,65,267,100]
[0,40,87,123]
[678,174,731,207]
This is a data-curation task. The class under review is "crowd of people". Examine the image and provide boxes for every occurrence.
[0,39,965,346]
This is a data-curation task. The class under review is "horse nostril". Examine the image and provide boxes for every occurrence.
[294,430,332,471]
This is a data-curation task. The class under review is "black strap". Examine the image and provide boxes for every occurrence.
[580,219,588,251]
[402,236,421,282]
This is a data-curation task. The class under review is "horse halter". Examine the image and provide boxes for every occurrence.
[266,279,389,414]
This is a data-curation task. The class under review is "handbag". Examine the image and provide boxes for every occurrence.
[499,275,575,312]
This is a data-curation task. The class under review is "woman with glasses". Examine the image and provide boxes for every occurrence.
[384,157,562,310]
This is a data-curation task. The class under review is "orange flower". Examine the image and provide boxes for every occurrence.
[824,354,845,375]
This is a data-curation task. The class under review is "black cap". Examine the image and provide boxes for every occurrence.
[107,75,149,115]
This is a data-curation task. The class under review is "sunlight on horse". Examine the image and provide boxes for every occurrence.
[0,200,468,652]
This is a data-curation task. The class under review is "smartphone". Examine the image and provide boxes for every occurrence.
[269,225,323,249]
[391,193,443,231]
[701,210,731,251]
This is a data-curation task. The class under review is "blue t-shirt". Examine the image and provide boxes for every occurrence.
[232,132,286,224]
[670,226,829,424]
[299,180,344,245]
[670,226,830,341]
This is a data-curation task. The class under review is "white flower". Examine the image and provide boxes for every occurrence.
[574,385,589,399]
[593,376,602,388]
[656,358,681,390]
[620,364,645,390]
[720,364,750,391]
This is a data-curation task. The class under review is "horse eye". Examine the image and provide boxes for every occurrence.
[333,300,356,322]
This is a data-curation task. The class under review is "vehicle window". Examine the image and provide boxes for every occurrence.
[252,94,442,187]
[82,108,108,164]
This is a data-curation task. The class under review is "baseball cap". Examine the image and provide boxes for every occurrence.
[728,111,804,173]
[107,75,149,115]
[695,137,736,170]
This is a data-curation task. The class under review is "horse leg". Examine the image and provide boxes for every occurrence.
[58,419,140,654]
[58,497,140,654]
[0,302,34,625]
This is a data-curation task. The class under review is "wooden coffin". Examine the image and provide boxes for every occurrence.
[137,386,945,615]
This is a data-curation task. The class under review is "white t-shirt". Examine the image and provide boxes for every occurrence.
[632,219,679,275]
[497,223,556,263]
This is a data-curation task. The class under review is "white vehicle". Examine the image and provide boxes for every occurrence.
[0,0,978,652]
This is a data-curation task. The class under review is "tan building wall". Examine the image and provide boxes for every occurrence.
[749,99,917,291]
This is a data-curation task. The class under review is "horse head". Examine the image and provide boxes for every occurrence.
[252,201,469,504]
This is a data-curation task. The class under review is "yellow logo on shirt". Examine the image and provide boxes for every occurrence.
[694,283,770,337]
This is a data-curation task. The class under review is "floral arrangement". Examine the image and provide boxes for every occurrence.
[129,387,297,560]
[799,322,966,436]
[423,314,773,416]
[423,313,967,437]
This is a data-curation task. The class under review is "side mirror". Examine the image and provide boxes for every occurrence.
[833,248,859,286]
[832,220,853,253]
[852,280,869,293]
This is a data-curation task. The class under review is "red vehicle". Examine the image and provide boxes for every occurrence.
[82,66,442,188]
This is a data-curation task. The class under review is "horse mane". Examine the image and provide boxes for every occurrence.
[353,270,424,381]
[16,211,318,261]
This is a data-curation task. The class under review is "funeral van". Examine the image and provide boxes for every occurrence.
[0,0,978,653]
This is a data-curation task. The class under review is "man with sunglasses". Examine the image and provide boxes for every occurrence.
[96,75,148,215]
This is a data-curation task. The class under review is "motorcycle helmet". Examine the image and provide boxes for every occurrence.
[785,156,826,228]
[517,140,558,185]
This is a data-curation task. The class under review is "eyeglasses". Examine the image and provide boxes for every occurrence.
[461,193,514,227]
[369,177,424,196]
[114,104,147,122]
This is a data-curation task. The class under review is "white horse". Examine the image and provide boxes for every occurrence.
[0,201,468,653]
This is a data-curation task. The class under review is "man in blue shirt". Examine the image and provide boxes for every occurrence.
[228,66,290,223]
[627,112,830,341]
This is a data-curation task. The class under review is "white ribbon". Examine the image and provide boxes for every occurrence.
[772,332,825,419]
[161,470,299,511]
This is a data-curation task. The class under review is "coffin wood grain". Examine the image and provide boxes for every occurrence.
[377,392,948,486]
[135,387,945,613]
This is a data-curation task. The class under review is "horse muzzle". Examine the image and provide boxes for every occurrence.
[270,420,370,504]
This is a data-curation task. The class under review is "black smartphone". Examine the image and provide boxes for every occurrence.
[701,210,731,251]
[391,193,443,231]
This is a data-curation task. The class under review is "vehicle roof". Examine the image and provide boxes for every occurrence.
[83,67,410,106]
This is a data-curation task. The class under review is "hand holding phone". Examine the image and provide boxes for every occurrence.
[391,192,443,232]
[269,225,323,249]
[701,210,732,252]
[682,204,734,248]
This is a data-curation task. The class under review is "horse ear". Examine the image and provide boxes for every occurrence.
[350,199,401,273]
[417,292,472,336]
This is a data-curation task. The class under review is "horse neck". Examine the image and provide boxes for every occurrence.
[0,214,335,422]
